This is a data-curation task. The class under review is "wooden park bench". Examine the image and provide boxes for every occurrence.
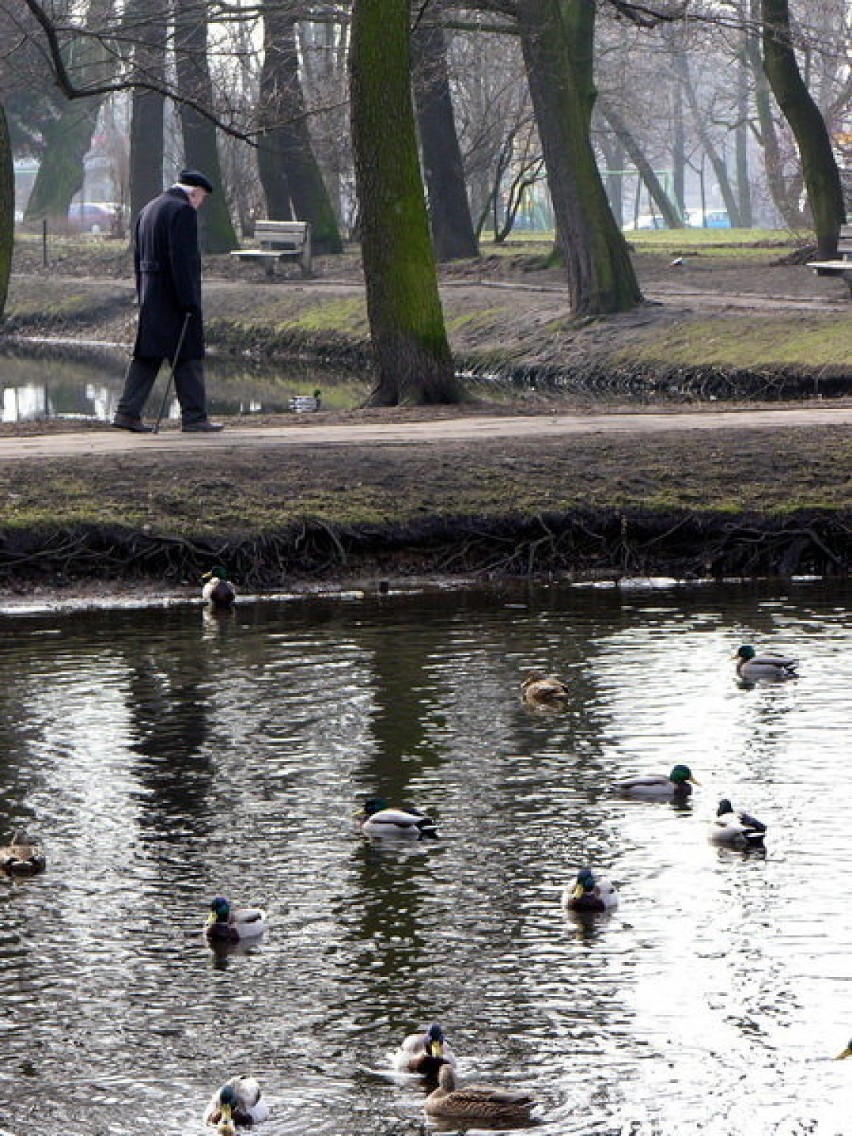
[230,220,312,278]
[806,223,852,296]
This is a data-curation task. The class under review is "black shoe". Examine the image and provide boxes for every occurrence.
[182,420,224,433]
[113,414,153,434]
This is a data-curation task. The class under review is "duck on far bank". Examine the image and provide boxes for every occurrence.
[205,897,267,943]
[203,1076,269,1133]
[615,764,699,802]
[360,797,439,839]
[202,566,236,609]
[425,1064,537,1124]
[734,645,797,683]
[0,830,46,876]
[562,868,619,913]
[393,1022,457,1079]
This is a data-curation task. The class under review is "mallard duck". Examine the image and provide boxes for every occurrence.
[521,673,569,707]
[562,868,619,913]
[709,799,767,848]
[615,764,699,802]
[0,830,46,876]
[204,1076,269,1133]
[205,897,267,943]
[425,1064,536,1124]
[360,797,438,839]
[734,645,798,682]
[393,1023,457,1078]
[202,567,236,609]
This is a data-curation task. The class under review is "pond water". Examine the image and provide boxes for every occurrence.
[0,344,368,423]
[1,579,851,1136]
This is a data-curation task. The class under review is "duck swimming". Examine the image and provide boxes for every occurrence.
[562,868,619,913]
[709,799,767,848]
[734,645,797,682]
[204,1076,269,1132]
[0,830,46,876]
[615,764,699,802]
[393,1022,457,1079]
[521,673,569,707]
[205,897,267,943]
[360,798,438,839]
[425,1064,536,1124]
[202,567,236,609]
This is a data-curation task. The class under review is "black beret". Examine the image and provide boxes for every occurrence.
[178,168,214,194]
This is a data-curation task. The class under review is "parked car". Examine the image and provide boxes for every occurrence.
[67,202,122,234]
[686,209,732,229]
[621,213,670,232]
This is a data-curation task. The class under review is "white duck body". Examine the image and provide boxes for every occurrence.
[735,645,797,682]
[205,897,267,943]
[204,1075,269,1131]
[709,800,767,848]
[562,869,619,913]
[361,798,438,839]
[393,1024,457,1077]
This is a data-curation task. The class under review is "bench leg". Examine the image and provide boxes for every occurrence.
[264,260,275,279]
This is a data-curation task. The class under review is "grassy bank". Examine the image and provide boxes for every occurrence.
[1,230,850,592]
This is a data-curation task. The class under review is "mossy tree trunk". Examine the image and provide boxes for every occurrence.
[24,0,117,225]
[412,19,478,261]
[518,0,641,315]
[0,104,13,322]
[349,0,461,405]
[174,0,237,253]
[257,4,343,253]
[128,0,166,224]
[761,0,846,255]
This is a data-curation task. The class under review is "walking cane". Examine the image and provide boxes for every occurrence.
[153,312,192,434]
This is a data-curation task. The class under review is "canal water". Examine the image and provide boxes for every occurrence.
[0,344,368,422]
[1,579,851,1135]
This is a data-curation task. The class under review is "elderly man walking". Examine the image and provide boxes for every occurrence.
[113,168,223,433]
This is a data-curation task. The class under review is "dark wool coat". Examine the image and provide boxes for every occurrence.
[132,187,205,360]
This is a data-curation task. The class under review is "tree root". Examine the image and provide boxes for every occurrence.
[0,509,849,591]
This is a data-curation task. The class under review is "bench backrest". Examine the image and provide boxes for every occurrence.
[254,220,310,250]
[838,224,852,259]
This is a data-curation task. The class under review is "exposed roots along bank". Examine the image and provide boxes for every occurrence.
[0,510,848,588]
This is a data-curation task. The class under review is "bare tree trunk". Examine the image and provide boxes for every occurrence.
[350,0,461,405]
[761,0,846,255]
[128,0,166,223]
[735,38,753,227]
[0,103,13,321]
[174,0,237,253]
[413,19,478,261]
[258,3,343,253]
[599,99,684,227]
[518,0,641,315]
[670,48,741,226]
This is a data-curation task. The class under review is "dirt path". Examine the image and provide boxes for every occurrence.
[2,405,851,462]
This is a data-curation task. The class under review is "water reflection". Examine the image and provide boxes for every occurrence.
[0,581,850,1134]
[0,344,368,422]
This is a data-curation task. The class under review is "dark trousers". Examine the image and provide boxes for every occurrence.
[116,356,208,426]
